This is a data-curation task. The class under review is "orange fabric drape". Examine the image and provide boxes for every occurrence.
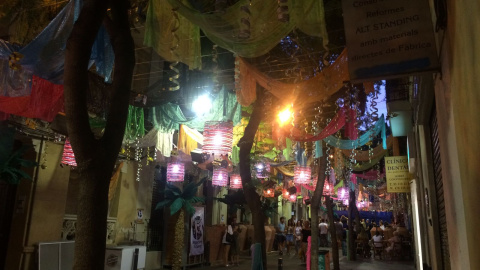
[236,49,375,106]
[178,124,199,155]
[108,162,124,201]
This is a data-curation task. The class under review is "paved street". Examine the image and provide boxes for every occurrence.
[194,251,415,270]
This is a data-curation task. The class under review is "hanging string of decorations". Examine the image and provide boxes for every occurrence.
[212,167,228,187]
[202,121,233,156]
[168,7,180,91]
[276,0,289,22]
[238,0,251,39]
[255,162,271,178]
[167,163,185,182]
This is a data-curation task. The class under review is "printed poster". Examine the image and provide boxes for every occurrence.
[189,207,204,256]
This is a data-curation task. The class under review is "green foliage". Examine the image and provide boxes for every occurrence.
[214,190,247,216]
[0,127,37,184]
[156,177,206,217]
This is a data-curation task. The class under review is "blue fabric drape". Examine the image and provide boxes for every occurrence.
[324,115,387,150]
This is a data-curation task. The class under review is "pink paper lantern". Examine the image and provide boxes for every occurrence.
[289,194,297,202]
[61,139,77,166]
[167,163,185,182]
[338,187,349,200]
[202,121,233,155]
[230,174,243,189]
[212,167,228,187]
[343,199,349,205]
[323,181,334,196]
[294,166,311,185]
[255,162,271,178]
[282,189,291,200]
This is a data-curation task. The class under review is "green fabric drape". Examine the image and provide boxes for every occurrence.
[150,88,241,132]
[144,0,201,69]
[351,154,385,172]
[145,0,328,67]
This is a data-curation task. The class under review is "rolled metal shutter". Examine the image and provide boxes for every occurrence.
[429,108,451,270]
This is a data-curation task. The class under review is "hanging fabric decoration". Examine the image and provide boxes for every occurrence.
[324,115,387,150]
[212,167,228,187]
[202,121,233,155]
[354,170,385,180]
[236,50,375,107]
[0,0,114,84]
[288,107,348,142]
[144,0,201,70]
[61,139,77,166]
[229,174,242,189]
[145,0,328,62]
[0,76,64,122]
[344,108,358,140]
[351,154,385,172]
[167,163,185,182]
[341,136,393,162]
[294,165,311,185]
[0,57,32,97]
[156,130,174,157]
[150,88,241,132]
[178,124,202,155]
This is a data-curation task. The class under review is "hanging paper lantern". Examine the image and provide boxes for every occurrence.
[323,181,334,196]
[61,139,77,166]
[294,166,311,185]
[212,167,228,187]
[338,187,349,200]
[167,163,185,182]
[230,174,243,189]
[255,162,271,178]
[289,194,297,202]
[343,199,349,205]
[282,189,291,200]
[202,121,233,155]
[263,188,275,198]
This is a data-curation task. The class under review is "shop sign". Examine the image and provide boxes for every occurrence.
[385,156,410,193]
[342,0,439,81]
[189,207,204,255]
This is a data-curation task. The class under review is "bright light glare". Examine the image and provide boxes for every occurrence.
[267,189,271,194]
[214,133,223,145]
[278,108,292,125]
[172,164,179,173]
[193,95,212,116]
[256,163,264,170]
[300,172,305,178]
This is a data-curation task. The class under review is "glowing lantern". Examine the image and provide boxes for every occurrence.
[343,199,349,205]
[338,187,349,200]
[212,167,228,187]
[282,189,290,200]
[230,174,243,189]
[289,194,297,202]
[294,166,311,185]
[264,188,275,198]
[323,181,334,196]
[61,139,77,166]
[255,162,271,178]
[167,163,185,182]
[203,121,233,155]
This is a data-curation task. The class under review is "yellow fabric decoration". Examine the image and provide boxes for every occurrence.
[108,162,124,201]
[178,124,200,155]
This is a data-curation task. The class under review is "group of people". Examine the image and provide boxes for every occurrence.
[275,217,315,262]
[222,217,241,267]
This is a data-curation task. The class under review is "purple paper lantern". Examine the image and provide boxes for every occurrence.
[212,167,228,187]
[167,163,185,182]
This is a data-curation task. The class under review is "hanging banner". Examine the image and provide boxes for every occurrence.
[385,156,410,193]
[189,207,204,256]
[342,0,439,81]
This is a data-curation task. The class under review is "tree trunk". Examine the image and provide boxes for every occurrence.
[173,208,185,270]
[238,88,267,269]
[347,190,356,261]
[326,196,339,270]
[64,0,135,269]
[310,155,327,270]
